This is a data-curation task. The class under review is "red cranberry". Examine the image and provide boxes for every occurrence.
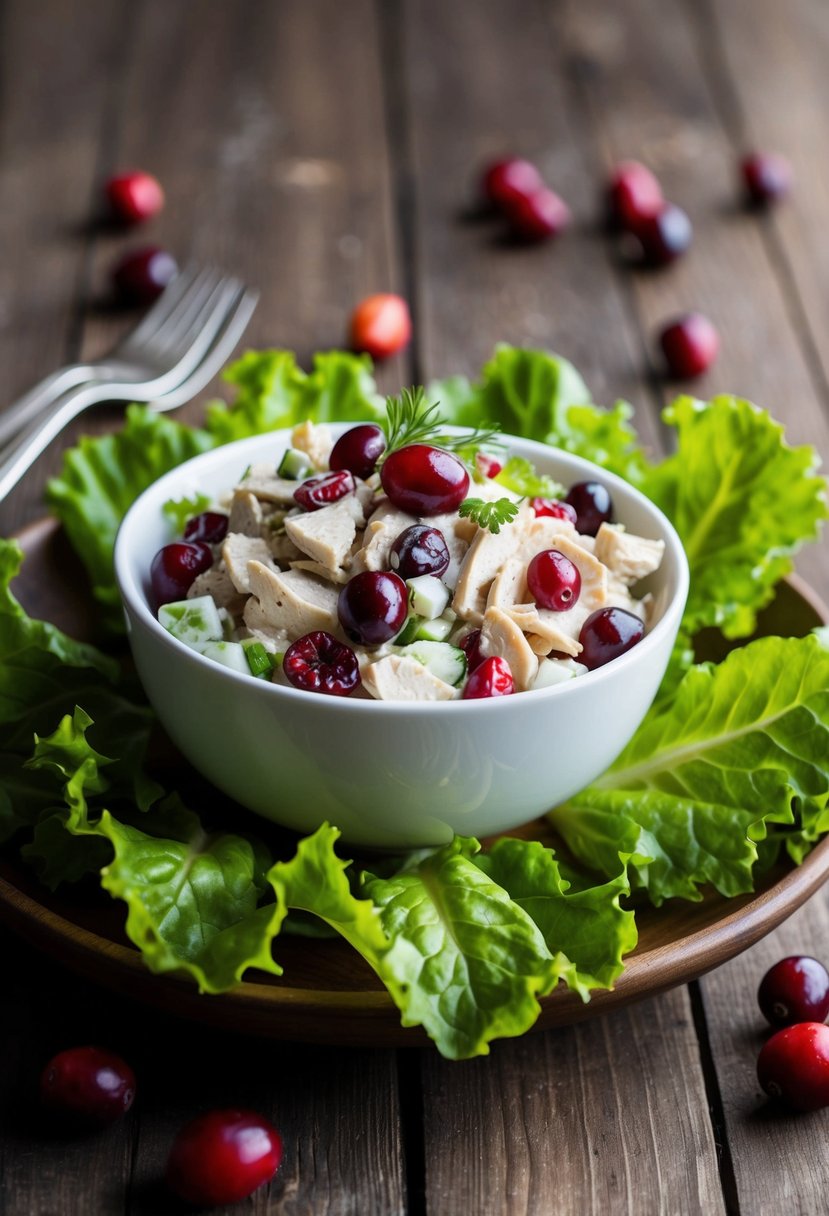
[166,1108,282,1206]
[482,158,543,211]
[757,1023,829,1111]
[462,656,515,699]
[564,481,613,536]
[527,549,581,611]
[330,424,386,479]
[151,541,212,606]
[112,245,178,305]
[40,1046,135,1125]
[293,469,355,511]
[183,510,228,544]
[741,151,792,206]
[283,631,361,696]
[460,629,485,672]
[505,188,571,242]
[530,497,578,524]
[607,160,663,230]
[389,524,450,579]
[475,452,503,478]
[381,444,470,516]
[578,607,644,670]
[349,293,411,361]
[338,571,408,645]
[631,201,693,266]
[758,957,829,1028]
[104,170,164,225]
[659,312,719,379]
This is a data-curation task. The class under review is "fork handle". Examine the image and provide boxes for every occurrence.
[0,365,99,450]
[0,384,98,502]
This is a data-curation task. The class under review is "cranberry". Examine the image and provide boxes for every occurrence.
[293,469,355,511]
[462,656,515,699]
[482,158,543,211]
[530,497,578,524]
[183,510,228,545]
[741,151,792,206]
[151,541,212,606]
[758,957,829,1028]
[505,188,571,242]
[381,444,470,516]
[564,481,613,536]
[527,549,581,611]
[349,293,411,361]
[460,629,485,672]
[757,1023,829,1111]
[166,1108,282,1206]
[112,245,178,305]
[104,170,164,225]
[475,452,503,478]
[578,606,644,670]
[330,424,386,479]
[283,631,361,696]
[606,160,663,230]
[338,571,408,645]
[631,201,692,266]
[659,312,719,379]
[40,1046,135,1125]
[389,524,450,579]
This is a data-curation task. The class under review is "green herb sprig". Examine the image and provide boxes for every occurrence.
[457,496,521,534]
[381,386,500,462]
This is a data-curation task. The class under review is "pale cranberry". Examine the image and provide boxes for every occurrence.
[40,1046,135,1125]
[632,201,692,265]
[293,469,355,511]
[381,444,469,515]
[166,1108,282,1206]
[105,171,164,224]
[741,152,792,206]
[283,631,361,696]
[758,957,829,1028]
[330,424,386,479]
[607,160,663,230]
[564,481,613,536]
[338,571,408,645]
[527,549,581,611]
[506,188,571,242]
[530,497,578,524]
[183,511,228,544]
[482,158,543,210]
[757,1023,829,1111]
[659,312,719,379]
[578,607,644,670]
[151,541,212,606]
[389,524,450,579]
[112,246,178,304]
[350,294,411,360]
[462,656,515,699]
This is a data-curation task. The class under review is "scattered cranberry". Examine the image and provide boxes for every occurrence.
[505,187,571,242]
[112,245,178,305]
[462,656,515,699]
[183,511,229,545]
[607,160,663,230]
[578,606,644,670]
[527,549,581,611]
[293,469,355,511]
[460,629,486,672]
[482,158,543,211]
[389,524,450,579]
[283,631,361,696]
[758,957,829,1028]
[166,1108,282,1207]
[631,201,693,266]
[104,170,164,225]
[40,1046,135,1126]
[338,571,408,646]
[349,293,411,361]
[757,1023,829,1112]
[659,312,719,379]
[151,541,212,606]
[530,497,578,524]
[564,481,613,536]
[381,444,470,516]
[330,424,386,479]
[475,452,503,479]
[741,151,792,207]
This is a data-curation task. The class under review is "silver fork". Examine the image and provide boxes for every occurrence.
[0,281,258,502]
[0,265,235,450]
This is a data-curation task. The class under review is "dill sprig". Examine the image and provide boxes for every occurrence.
[457,496,521,534]
[381,386,501,461]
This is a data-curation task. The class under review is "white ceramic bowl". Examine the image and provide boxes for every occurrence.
[114,427,689,849]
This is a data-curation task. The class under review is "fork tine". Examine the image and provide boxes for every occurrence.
[153,272,239,358]
[119,263,208,350]
[135,277,246,397]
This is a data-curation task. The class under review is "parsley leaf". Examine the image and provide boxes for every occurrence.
[457,497,521,534]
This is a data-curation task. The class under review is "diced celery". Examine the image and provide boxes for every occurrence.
[414,616,453,642]
[406,575,450,620]
[242,640,274,678]
[394,615,422,646]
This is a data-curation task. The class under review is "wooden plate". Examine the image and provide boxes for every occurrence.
[4,518,829,1047]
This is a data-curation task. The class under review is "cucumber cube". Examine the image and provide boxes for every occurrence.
[399,641,466,687]
[406,575,450,620]
[202,640,251,674]
[394,615,422,646]
[158,595,223,653]
[532,658,587,690]
[277,447,313,480]
[414,616,453,642]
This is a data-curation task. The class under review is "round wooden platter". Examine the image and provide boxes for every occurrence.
[4,517,829,1048]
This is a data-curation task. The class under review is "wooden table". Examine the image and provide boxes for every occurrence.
[3,1,829,1212]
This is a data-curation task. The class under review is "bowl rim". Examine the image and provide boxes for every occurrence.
[114,425,690,715]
